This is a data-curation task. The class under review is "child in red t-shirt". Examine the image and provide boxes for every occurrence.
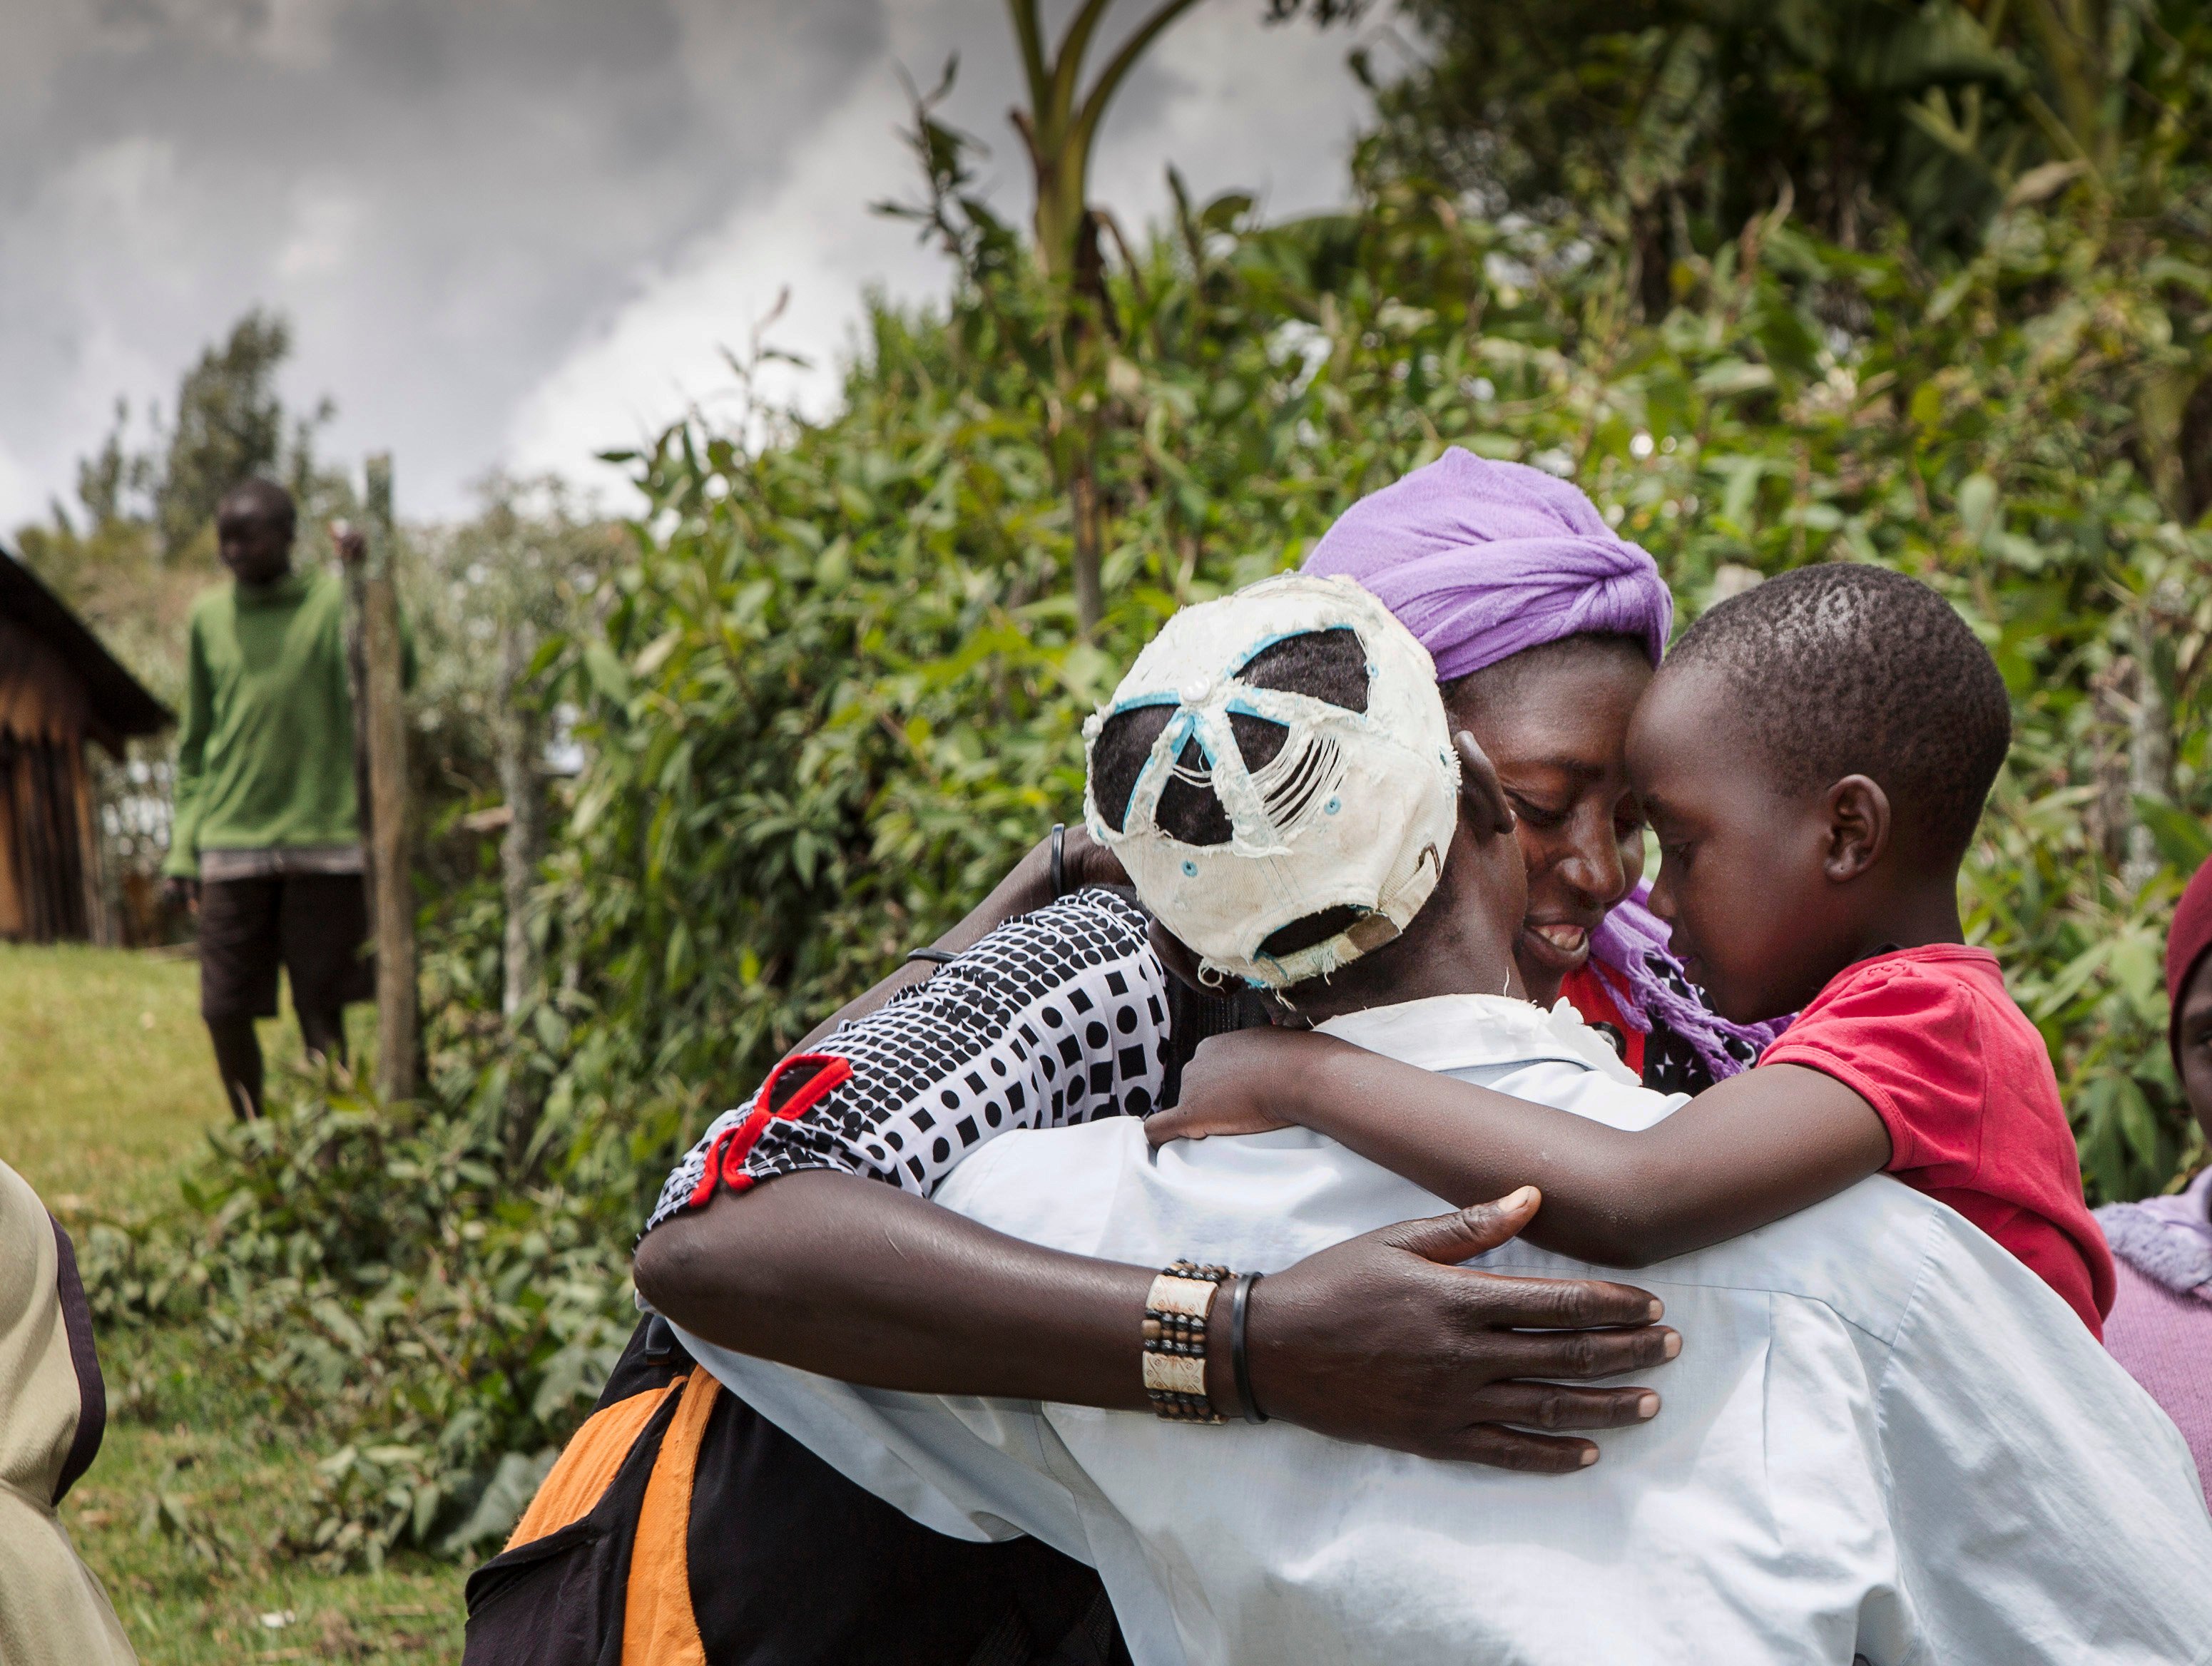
[1150,564,2113,1334]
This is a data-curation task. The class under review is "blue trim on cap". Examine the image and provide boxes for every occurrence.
[1227,623,1368,678]
[1104,690,1183,716]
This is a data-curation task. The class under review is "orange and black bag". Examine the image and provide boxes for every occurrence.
[463,1317,1127,1666]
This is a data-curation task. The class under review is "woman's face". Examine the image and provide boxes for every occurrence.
[1444,638,1653,1006]
[2176,952,2212,1143]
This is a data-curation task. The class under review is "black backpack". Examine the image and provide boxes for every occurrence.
[463,1316,1129,1666]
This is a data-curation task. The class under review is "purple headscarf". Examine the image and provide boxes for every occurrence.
[1305,448,1783,1081]
[1305,449,1672,680]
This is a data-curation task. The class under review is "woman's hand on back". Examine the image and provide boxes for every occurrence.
[1145,1038,1682,1466]
[1249,1185,1676,1470]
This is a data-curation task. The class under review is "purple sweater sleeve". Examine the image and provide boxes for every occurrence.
[2098,1178,2212,1505]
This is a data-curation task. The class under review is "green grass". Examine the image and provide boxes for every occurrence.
[0,944,464,1665]
[0,942,228,1211]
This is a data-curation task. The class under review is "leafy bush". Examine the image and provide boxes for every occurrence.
[540,158,2212,1203]
[83,8,2212,1565]
[82,1076,631,1567]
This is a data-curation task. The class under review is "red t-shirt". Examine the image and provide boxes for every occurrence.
[1760,944,2114,1337]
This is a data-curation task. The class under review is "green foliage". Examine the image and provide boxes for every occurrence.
[540,123,2212,1203]
[1307,0,2212,348]
[78,0,2212,1576]
[400,477,624,852]
[1360,0,2022,251]
[83,1078,633,1568]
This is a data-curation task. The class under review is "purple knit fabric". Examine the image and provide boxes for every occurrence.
[1305,449,1673,680]
[1305,449,1775,1079]
[2098,1169,2212,1300]
[2099,1170,2212,1503]
[1593,888,1795,1072]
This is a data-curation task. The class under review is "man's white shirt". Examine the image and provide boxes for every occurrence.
[676,993,2212,1665]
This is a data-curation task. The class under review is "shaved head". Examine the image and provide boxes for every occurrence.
[1664,563,2009,862]
[217,477,297,535]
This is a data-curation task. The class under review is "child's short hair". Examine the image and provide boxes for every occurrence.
[1668,563,2009,861]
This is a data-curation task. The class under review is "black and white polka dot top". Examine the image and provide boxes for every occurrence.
[645,888,1248,1236]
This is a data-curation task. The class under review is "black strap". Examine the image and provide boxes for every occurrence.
[1049,823,1068,900]
[904,948,958,967]
[1230,1272,1267,1425]
[596,1313,693,1409]
[49,1216,105,1505]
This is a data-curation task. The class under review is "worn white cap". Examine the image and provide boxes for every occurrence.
[1084,572,1460,990]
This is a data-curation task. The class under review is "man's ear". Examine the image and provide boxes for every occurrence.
[1452,731,1517,842]
[1822,775,1890,882]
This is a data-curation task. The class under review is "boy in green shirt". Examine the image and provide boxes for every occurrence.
[162,479,391,1118]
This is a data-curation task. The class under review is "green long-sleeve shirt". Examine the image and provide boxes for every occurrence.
[165,566,407,879]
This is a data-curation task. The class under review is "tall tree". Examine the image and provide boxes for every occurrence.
[1005,0,1206,632]
[155,308,330,558]
[1008,0,1205,282]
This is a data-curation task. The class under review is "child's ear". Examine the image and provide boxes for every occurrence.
[1822,775,1891,882]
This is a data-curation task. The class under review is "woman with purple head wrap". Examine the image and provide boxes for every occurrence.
[1307,448,1784,1089]
[593,451,1718,1666]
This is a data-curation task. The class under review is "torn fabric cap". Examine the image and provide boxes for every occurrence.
[1084,573,1459,990]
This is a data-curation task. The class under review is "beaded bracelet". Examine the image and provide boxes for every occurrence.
[1141,1260,1232,1422]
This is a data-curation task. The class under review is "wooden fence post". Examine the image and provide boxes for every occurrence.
[360,454,418,1098]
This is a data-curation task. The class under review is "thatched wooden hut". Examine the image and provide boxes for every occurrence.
[0,549,169,943]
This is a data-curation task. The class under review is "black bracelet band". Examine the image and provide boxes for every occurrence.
[1049,822,1068,900]
[903,948,957,966]
[1229,1271,1266,1424]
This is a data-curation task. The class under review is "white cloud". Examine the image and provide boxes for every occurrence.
[0,440,49,531]
[1,0,1372,533]
[275,184,368,280]
[506,4,1368,505]
[501,67,948,489]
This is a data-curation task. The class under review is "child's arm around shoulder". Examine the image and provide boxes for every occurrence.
[1148,1027,1892,1268]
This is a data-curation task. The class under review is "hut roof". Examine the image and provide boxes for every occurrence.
[0,547,170,745]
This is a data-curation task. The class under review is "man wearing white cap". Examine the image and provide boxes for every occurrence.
[665,576,2212,1665]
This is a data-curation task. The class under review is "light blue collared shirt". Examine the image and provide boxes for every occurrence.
[680,995,2212,1666]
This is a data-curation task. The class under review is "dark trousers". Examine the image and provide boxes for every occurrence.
[197,874,373,1022]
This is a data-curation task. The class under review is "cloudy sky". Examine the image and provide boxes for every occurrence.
[0,0,1381,528]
